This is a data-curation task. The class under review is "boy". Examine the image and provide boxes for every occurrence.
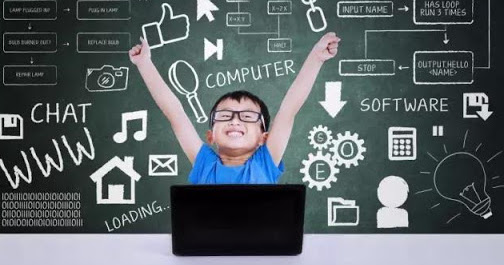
[129,32,340,184]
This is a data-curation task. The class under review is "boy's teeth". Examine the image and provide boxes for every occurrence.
[227,131,243,137]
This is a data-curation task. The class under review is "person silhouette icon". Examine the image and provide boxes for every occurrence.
[377,176,409,228]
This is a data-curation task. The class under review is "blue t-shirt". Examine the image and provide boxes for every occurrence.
[188,144,285,184]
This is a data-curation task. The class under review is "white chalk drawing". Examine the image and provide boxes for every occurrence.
[328,197,360,226]
[148,155,178,176]
[204,38,223,61]
[76,0,131,21]
[90,156,141,204]
[113,110,148,144]
[76,32,131,53]
[0,114,23,140]
[300,151,339,191]
[413,0,474,25]
[301,0,327,32]
[3,32,57,53]
[434,152,493,219]
[141,3,190,49]
[377,176,409,228]
[319,82,346,118]
[419,130,502,224]
[85,65,129,92]
[432,125,444,137]
[267,38,292,53]
[463,93,493,121]
[0,127,95,190]
[168,60,208,123]
[3,0,58,21]
[388,127,417,161]
[337,1,394,18]
[197,0,219,22]
[226,0,293,52]
[308,125,333,151]
[329,131,366,168]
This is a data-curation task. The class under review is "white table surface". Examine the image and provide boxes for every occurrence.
[0,234,502,265]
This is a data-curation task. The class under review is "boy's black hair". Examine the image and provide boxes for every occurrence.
[209,90,270,132]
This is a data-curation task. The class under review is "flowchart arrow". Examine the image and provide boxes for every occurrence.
[319,82,346,118]
[477,105,493,121]
[443,26,449,44]
[398,5,409,12]
[398,65,410,70]
[197,0,219,22]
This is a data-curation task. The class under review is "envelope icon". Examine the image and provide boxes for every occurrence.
[149,155,178,176]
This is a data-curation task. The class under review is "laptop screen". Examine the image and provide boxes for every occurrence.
[171,185,306,256]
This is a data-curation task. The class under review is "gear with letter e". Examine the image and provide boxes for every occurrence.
[300,151,339,191]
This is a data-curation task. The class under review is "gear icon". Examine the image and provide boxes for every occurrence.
[300,151,339,191]
[329,131,366,168]
[308,125,333,150]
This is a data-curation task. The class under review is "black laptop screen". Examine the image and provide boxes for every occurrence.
[171,185,306,256]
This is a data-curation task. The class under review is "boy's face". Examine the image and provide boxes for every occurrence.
[207,98,267,153]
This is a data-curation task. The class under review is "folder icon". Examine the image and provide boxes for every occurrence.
[0,114,23,140]
[327,197,359,226]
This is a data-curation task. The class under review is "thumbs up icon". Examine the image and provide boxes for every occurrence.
[142,3,190,49]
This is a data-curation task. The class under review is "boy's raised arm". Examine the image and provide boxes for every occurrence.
[129,38,203,164]
[267,32,341,166]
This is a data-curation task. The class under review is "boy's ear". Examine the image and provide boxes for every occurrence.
[260,132,269,145]
[206,130,214,144]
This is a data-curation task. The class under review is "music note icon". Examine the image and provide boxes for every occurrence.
[113,110,148,144]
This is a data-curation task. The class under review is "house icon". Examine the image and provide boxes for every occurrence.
[90,156,141,204]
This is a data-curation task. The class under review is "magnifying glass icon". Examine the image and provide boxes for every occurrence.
[168,60,208,123]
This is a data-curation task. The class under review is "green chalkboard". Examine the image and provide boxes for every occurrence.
[1,0,503,233]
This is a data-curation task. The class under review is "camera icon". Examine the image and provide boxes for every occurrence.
[85,65,129,92]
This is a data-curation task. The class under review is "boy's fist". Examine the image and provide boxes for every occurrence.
[129,37,151,66]
[311,32,341,62]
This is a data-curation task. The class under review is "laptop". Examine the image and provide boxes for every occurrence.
[170,184,306,256]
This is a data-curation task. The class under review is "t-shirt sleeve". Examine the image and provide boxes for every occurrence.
[255,144,285,183]
[188,144,218,184]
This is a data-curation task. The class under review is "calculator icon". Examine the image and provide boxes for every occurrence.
[388,127,416,161]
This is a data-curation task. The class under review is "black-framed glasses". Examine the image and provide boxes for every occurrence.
[211,110,266,131]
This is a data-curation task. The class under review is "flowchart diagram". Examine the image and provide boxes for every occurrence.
[2,0,132,87]
[225,0,293,53]
[337,0,491,85]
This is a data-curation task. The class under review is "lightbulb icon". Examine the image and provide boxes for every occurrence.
[433,152,492,219]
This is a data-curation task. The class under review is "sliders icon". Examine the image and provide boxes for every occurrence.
[204,38,223,61]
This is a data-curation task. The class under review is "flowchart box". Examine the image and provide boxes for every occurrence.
[413,51,474,85]
[226,12,251,27]
[267,38,292,53]
[268,0,292,15]
[3,65,57,86]
[77,0,131,20]
[77,32,131,53]
[337,1,393,18]
[3,0,57,20]
[3,32,57,53]
[413,0,473,25]
[339,59,395,76]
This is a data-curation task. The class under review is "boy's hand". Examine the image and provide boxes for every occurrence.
[310,32,341,62]
[129,37,151,66]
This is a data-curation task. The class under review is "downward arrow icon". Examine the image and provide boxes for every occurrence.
[319,82,346,118]
[477,104,493,121]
